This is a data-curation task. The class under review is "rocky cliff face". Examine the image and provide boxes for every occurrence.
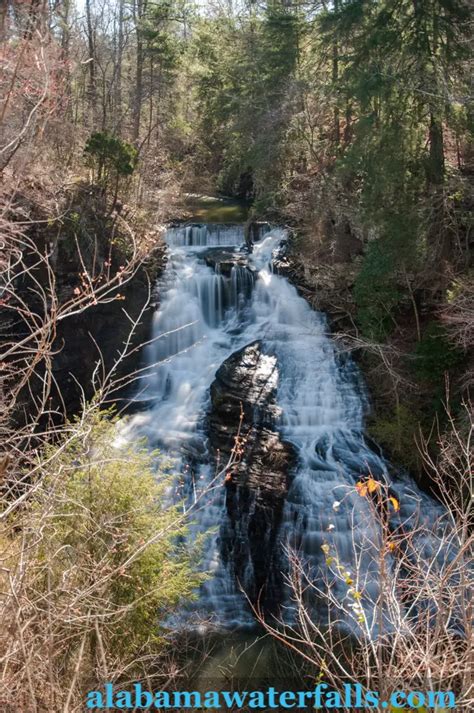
[48,186,167,416]
[13,184,166,420]
[51,258,162,416]
[208,341,295,611]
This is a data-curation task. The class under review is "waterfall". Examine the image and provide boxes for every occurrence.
[123,224,446,631]
[166,223,270,248]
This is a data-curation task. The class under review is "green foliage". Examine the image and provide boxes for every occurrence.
[353,195,426,341]
[192,4,301,204]
[354,239,402,341]
[369,404,423,472]
[412,322,464,383]
[33,413,203,663]
[143,0,184,72]
[323,0,470,185]
[84,131,138,188]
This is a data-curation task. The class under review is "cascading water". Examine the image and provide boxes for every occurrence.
[166,224,258,248]
[122,222,446,631]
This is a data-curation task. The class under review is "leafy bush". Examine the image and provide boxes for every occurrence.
[354,239,402,341]
[369,403,423,471]
[84,131,138,190]
[18,412,204,693]
[412,322,464,383]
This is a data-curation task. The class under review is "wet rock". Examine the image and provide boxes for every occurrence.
[208,341,295,612]
[50,254,163,416]
[201,248,255,277]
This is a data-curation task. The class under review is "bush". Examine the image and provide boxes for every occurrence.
[1,412,203,708]
[354,239,402,341]
[368,403,423,472]
[84,131,138,192]
[412,322,464,383]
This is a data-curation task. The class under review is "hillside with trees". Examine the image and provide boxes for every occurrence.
[1,0,472,710]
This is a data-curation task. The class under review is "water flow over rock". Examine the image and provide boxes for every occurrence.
[166,223,269,248]
[123,224,446,631]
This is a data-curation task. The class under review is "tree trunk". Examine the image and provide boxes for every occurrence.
[114,0,124,133]
[60,1,72,107]
[428,111,445,185]
[132,0,145,143]
[0,1,7,41]
[147,56,154,148]
[85,0,97,127]
[332,0,340,147]
[343,101,352,145]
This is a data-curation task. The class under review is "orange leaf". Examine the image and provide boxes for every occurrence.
[356,481,368,497]
[388,496,400,512]
[367,477,380,493]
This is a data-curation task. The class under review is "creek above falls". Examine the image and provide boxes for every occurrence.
[122,223,446,632]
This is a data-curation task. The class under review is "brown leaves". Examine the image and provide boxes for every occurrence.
[0,455,10,484]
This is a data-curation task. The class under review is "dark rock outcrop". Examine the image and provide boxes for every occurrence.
[208,341,295,611]
[201,247,255,277]
[51,258,161,415]
[9,183,166,421]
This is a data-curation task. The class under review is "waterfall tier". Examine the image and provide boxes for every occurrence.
[166,223,270,248]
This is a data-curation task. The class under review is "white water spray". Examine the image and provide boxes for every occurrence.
[123,224,445,630]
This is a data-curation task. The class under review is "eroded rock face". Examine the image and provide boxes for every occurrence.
[51,265,156,415]
[208,341,295,611]
[201,248,253,277]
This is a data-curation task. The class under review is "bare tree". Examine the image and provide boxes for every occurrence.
[253,404,473,710]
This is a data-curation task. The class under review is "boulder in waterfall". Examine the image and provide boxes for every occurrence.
[208,341,295,612]
[201,248,254,277]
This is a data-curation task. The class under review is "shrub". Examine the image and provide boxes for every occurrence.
[412,322,464,383]
[368,403,423,472]
[1,412,203,708]
[354,239,402,341]
[84,131,138,193]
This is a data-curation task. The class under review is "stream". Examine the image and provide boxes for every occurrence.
[122,223,445,636]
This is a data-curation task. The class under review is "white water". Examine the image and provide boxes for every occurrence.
[123,224,446,630]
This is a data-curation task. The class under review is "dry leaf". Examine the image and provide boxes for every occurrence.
[356,481,368,497]
[389,496,400,512]
[367,477,380,493]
